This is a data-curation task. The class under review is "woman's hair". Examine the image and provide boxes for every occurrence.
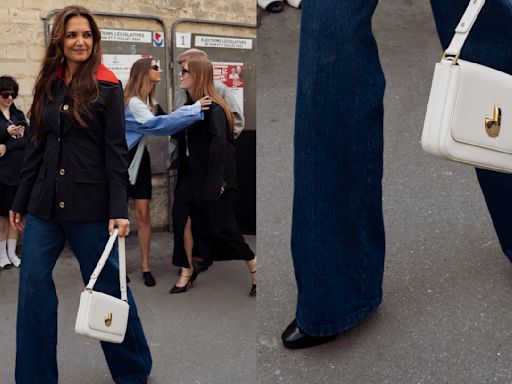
[0,76,19,96]
[186,56,234,134]
[123,58,158,112]
[30,5,102,142]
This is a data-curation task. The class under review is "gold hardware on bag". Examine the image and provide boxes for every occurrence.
[105,313,113,327]
[485,106,502,138]
[441,51,460,65]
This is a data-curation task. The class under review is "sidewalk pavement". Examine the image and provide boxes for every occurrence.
[257,2,512,383]
[0,232,255,384]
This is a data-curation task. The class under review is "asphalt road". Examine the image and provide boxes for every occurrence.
[257,2,512,383]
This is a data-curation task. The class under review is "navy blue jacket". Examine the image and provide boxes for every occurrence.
[11,65,129,221]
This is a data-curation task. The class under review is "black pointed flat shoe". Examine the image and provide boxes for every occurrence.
[281,319,337,349]
[249,284,256,297]
[266,1,284,12]
[142,271,156,287]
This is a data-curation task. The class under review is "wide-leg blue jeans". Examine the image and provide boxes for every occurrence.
[15,214,152,384]
[292,0,512,336]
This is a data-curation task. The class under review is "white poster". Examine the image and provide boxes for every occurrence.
[213,62,244,114]
[195,36,253,50]
[175,32,192,48]
[103,54,159,86]
[101,29,153,43]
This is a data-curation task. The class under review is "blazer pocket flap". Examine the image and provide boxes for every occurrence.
[74,169,108,183]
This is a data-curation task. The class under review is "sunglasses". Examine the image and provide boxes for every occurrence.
[0,91,16,99]
[150,64,160,71]
[180,68,190,75]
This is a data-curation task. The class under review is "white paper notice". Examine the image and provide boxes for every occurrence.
[103,54,159,86]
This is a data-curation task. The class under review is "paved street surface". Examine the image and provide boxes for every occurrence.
[0,232,255,384]
[257,2,512,383]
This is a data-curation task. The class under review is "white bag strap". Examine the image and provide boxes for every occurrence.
[128,137,146,185]
[85,228,128,302]
[444,0,486,60]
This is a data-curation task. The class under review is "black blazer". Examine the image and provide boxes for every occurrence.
[0,104,27,185]
[11,65,129,221]
[177,102,236,203]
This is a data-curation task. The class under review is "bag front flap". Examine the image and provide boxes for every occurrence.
[451,60,512,153]
[88,291,129,336]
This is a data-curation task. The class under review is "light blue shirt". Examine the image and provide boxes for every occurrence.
[125,97,203,150]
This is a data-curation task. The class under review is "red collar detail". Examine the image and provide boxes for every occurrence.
[55,64,64,79]
[54,64,119,84]
[96,64,119,83]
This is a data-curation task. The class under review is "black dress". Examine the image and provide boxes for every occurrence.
[0,104,27,216]
[172,102,254,268]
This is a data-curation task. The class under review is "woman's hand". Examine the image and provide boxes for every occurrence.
[0,144,6,157]
[109,218,130,237]
[199,96,212,111]
[9,210,25,232]
[7,124,24,138]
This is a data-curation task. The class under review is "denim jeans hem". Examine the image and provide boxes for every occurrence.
[295,297,381,337]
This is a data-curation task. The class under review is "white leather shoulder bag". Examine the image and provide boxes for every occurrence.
[75,229,129,344]
[421,0,512,173]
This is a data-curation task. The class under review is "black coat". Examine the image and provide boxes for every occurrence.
[11,65,129,221]
[0,104,27,185]
[172,102,247,268]
[176,102,236,204]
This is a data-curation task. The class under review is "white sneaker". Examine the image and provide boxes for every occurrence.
[286,0,301,8]
[8,253,21,268]
[0,254,12,269]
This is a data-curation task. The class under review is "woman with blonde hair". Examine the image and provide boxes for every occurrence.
[123,57,210,287]
[171,56,256,296]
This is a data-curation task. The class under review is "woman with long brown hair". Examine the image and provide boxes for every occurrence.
[123,57,210,287]
[9,6,151,383]
[171,56,256,296]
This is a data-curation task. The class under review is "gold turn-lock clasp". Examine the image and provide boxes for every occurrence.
[441,51,460,65]
[485,106,502,138]
[104,313,113,327]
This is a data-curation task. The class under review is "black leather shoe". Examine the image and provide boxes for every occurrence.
[169,270,197,294]
[281,319,337,349]
[249,284,256,297]
[266,1,284,12]
[142,271,156,287]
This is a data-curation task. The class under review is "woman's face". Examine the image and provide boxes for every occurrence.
[178,62,194,92]
[0,90,15,110]
[148,60,162,84]
[62,16,93,66]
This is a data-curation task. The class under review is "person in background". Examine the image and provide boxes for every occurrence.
[123,57,211,287]
[0,76,26,269]
[175,48,245,139]
[171,56,256,296]
[174,48,245,274]
[9,6,152,382]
